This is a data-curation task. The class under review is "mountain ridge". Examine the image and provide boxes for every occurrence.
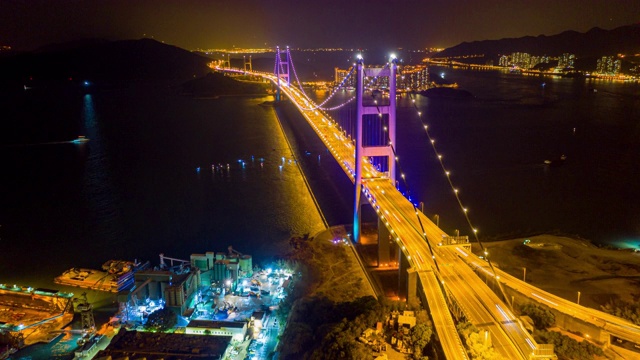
[435,24,640,61]
[0,38,212,87]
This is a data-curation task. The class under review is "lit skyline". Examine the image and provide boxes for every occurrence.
[1,0,638,51]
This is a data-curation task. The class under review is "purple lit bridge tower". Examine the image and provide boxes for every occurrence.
[353,55,398,266]
[274,46,291,102]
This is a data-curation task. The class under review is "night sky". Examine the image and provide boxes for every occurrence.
[1,0,639,51]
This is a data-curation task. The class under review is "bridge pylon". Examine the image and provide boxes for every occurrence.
[353,55,398,243]
[223,53,231,69]
[243,55,252,72]
[274,46,291,102]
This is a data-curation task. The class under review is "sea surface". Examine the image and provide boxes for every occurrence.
[0,84,326,291]
[400,68,640,248]
[2,64,640,294]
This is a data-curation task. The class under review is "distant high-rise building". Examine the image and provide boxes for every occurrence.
[499,55,509,67]
[399,65,429,91]
[595,56,621,75]
[529,56,542,69]
[596,56,608,73]
[558,53,575,68]
[613,59,621,75]
[334,67,355,87]
[510,52,531,68]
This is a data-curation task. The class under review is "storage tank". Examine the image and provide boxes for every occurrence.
[239,255,252,276]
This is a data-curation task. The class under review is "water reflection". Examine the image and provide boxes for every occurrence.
[81,94,124,244]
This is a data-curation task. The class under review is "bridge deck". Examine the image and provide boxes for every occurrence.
[212,67,640,359]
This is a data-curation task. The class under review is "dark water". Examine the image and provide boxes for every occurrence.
[1,62,640,360]
[2,67,640,293]
[310,67,640,247]
[406,69,640,247]
[0,84,325,290]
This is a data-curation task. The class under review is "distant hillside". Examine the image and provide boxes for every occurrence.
[180,72,269,97]
[0,38,211,86]
[435,24,640,60]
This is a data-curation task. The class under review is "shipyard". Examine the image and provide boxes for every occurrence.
[0,285,75,356]
[1,246,292,360]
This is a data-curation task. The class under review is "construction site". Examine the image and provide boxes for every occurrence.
[2,246,281,359]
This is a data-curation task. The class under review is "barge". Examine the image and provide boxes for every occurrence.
[54,260,149,293]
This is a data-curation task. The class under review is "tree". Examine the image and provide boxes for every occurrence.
[457,322,501,360]
[144,307,177,332]
[407,297,422,311]
[535,330,604,360]
[410,323,433,359]
[415,310,430,325]
[311,319,372,360]
[519,303,555,329]
[467,331,501,360]
[279,322,314,360]
[601,299,640,325]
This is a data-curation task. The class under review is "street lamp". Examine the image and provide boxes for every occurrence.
[523,267,526,282]
[577,291,581,305]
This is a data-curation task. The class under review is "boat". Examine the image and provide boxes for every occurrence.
[72,136,90,144]
[544,154,567,166]
[54,260,149,293]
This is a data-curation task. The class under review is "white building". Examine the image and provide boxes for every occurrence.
[185,319,247,341]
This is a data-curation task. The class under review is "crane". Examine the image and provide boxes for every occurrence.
[228,246,243,257]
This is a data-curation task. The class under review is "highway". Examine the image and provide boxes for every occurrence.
[221,67,554,359]
[459,249,640,345]
[275,77,473,360]
[278,77,538,359]
[365,178,537,359]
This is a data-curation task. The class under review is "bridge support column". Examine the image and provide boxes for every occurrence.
[398,249,409,300]
[353,58,365,243]
[353,55,397,243]
[407,268,418,305]
[274,46,291,102]
[243,55,252,72]
[378,217,391,266]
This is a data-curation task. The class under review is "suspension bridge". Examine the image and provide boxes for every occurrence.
[218,47,640,360]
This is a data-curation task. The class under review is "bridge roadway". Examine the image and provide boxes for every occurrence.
[230,66,640,355]
[270,76,469,360]
[461,250,640,345]
[363,178,537,359]
[222,68,545,359]
[274,73,541,359]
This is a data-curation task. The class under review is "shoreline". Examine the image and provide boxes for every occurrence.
[271,97,329,229]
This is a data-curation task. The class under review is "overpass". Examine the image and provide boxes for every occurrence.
[216,47,639,359]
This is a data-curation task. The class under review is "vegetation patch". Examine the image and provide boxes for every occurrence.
[275,229,435,359]
[456,322,501,360]
[534,330,604,360]
[600,298,640,325]
[518,302,555,329]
